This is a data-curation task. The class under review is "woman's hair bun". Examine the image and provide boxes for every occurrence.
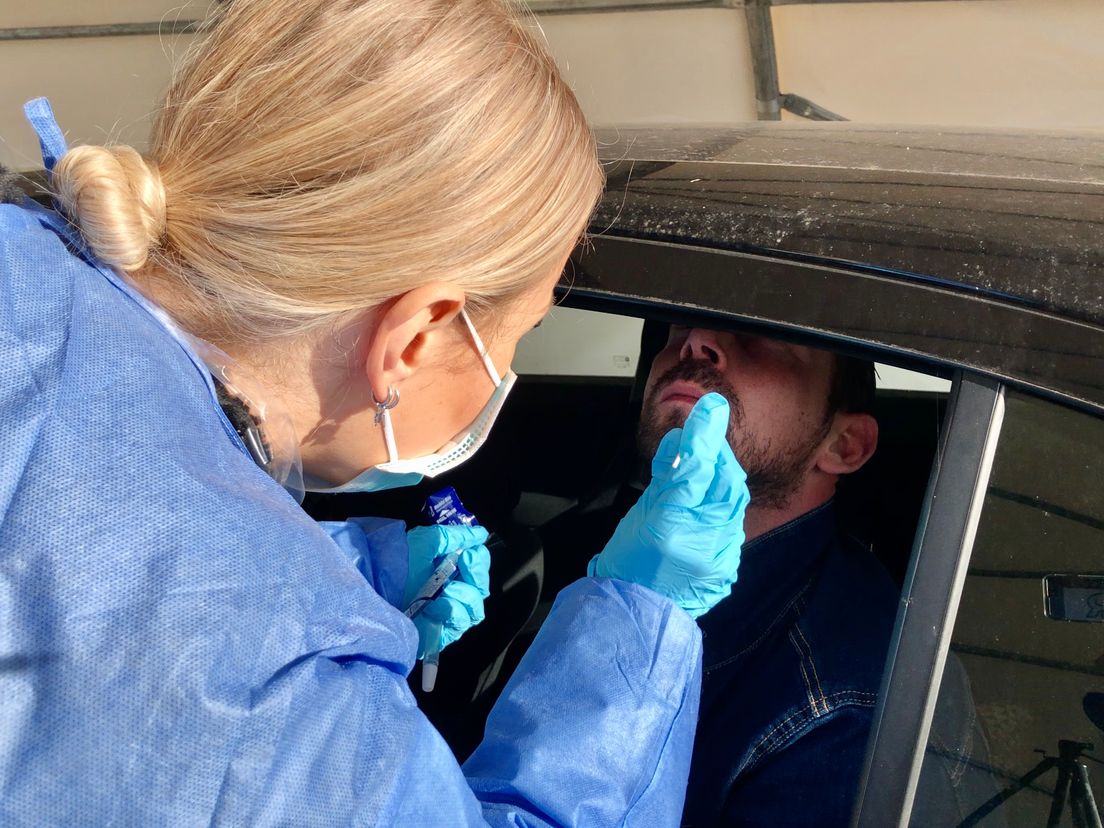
[52,144,166,272]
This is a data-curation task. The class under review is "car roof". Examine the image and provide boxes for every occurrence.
[590,124,1104,328]
[562,124,1104,413]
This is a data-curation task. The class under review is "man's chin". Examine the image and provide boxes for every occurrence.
[637,410,675,463]
[637,403,701,466]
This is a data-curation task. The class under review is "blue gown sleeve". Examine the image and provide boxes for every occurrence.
[319,518,409,609]
[215,579,700,826]
[311,520,703,826]
[466,578,703,826]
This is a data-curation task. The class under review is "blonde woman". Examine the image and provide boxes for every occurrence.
[0,1,747,824]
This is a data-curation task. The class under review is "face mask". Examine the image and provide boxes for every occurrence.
[306,308,517,494]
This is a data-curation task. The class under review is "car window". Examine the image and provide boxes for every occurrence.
[514,306,951,590]
[516,306,951,391]
[514,307,643,378]
[910,390,1104,827]
[517,306,955,823]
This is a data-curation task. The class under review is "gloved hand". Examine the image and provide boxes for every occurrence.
[588,392,749,618]
[403,524,491,658]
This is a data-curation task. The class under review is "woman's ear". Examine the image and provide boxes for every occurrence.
[361,283,466,401]
[815,412,879,476]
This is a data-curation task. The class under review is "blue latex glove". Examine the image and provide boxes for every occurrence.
[588,392,749,618]
[402,524,491,658]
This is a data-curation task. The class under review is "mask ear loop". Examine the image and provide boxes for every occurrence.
[374,386,401,462]
[459,308,502,387]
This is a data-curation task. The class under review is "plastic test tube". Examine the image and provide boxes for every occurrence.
[403,551,462,620]
[407,486,481,693]
[419,624,444,693]
[403,549,463,692]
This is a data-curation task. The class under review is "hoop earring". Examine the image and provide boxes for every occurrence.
[373,386,400,425]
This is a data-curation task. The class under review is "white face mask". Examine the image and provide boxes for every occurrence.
[306,308,517,494]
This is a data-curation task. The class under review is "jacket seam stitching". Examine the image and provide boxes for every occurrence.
[705,578,815,673]
[735,690,879,777]
[788,629,820,717]
[794,620,829,716]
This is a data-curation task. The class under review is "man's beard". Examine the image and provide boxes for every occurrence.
[637,360,832,510]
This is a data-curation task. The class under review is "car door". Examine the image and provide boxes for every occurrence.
[564,231,1104,826]
[857,381,1104,828]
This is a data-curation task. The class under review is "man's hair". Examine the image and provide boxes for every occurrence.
[828,355,876,416]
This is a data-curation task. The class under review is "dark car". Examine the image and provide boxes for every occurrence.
[306,123,1104,827]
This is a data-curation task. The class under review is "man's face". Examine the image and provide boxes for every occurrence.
[638,327,837,509]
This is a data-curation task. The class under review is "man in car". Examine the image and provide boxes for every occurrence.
[638,326,894,826]
[539,324,895,826]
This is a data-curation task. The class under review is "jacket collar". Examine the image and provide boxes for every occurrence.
[700,500,838,672]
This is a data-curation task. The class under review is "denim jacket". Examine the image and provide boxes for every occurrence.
[683,502,899,827]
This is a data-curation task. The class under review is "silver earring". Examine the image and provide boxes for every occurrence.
[373,385,399,424]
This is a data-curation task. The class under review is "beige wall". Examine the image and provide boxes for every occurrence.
[773,0,1104,128]
[4,2,1104,169]
[0,34,198,170]
[3,1,1096,383]
[0,6,761,168]
[0,0,212,27]
[0,1,208,170]
[537,8,757,125]
[538,1,1104,129]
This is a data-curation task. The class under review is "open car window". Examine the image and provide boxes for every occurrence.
[515,306,952,592]
[516,307,952,393]
[517,306,955,822]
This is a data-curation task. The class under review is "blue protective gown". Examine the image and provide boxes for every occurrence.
[0,101,702,826]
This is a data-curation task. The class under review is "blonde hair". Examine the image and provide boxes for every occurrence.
[52,0,603,344]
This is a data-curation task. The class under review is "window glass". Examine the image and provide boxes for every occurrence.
[517,306,951,393]
[514,306,643,377]
[910,390,1104,827]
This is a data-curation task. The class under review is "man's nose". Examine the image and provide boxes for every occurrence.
[679,328,727,370]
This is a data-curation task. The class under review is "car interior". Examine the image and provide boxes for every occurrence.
[301,309,952,760]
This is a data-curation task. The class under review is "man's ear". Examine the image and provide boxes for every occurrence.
[815,412,878,476]
[361,282,466,401]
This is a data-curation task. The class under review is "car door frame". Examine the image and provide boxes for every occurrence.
[851,373,1005,827]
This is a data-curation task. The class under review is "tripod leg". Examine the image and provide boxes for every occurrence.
[1048,761,1073,828]
[1071,762,1101,828]
[960,759,1057,827]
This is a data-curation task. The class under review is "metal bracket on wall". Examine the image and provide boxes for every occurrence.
[744,0,848,121]
[0,0,953,125]
[0,2,744,37]
[780,93,847,121]
[0,0,969,40]
[0,20,207,42]
[744,0,966,121]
